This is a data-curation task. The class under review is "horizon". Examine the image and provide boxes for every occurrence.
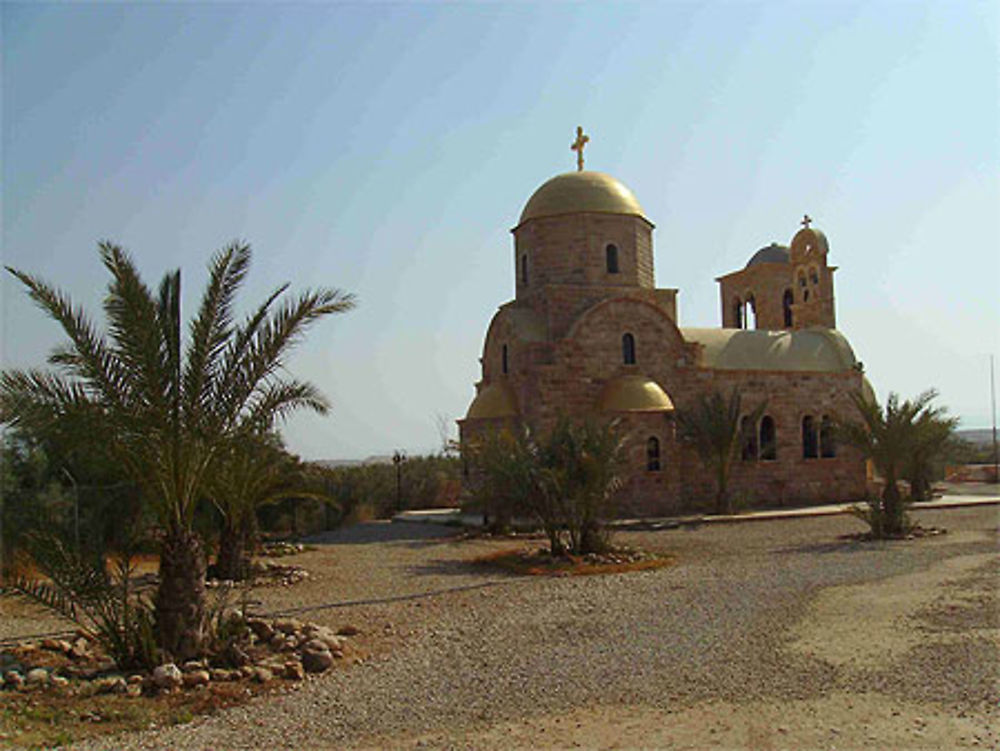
[3,2,997,460]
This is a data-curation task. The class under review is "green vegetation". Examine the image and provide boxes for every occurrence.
[675,388,767,514]
[9,533,159,669]
[1,241,354,660]
[840,389,957,537]
[466,417,625,555]
[204,431,335,581]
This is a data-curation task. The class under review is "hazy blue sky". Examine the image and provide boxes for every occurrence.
[3,1,997,460]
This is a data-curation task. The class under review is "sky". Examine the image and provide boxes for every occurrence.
[3,1,998,461]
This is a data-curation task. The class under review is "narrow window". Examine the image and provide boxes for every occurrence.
[606,244,620,274]
[759,416,776,460]
[820,415,836,458]
[798,272,807,288]
[740,416,758,461]
[783,289,794,328]
[646,436,661,471]
[802,416,818,459]
[622,333,636,365]
[746,296,758,329]
[803,289,810,302]
[520,254,528,286]
[501,344,508,375]
[810,267,819,285]
[733,298,743,329]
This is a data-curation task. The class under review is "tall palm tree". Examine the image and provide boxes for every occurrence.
[840,389,956,535]
[676,388,767,514]
[0,241,354,659]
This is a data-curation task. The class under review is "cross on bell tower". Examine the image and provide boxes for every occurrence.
[570,126,589,172]
[801,214,812,229]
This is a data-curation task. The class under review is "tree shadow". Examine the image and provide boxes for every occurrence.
[303,521,463,547]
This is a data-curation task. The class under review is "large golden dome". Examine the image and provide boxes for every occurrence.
[519,171,647,225]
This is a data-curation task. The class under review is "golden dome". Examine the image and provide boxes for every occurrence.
[790,226,829,256]
[519,171,648,225]
[597,375,674,413]
[465,381,519,420]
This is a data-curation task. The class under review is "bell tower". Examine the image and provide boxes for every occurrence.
[788,215,836,329]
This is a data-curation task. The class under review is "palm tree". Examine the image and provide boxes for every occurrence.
[0,241,354,659]
[840,389,956,536]
[541,417,625,555]
[676,388,767,514]
[205,431,334,581]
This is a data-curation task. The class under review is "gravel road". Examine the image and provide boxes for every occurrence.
[63,506,999,749]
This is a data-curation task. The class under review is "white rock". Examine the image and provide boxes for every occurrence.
[152,663,183,690]
[25,668,49,686]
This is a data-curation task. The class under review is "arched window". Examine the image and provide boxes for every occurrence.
[783,289,794,328]
[759,416,776,460]
[802,416,818,459]
[622,333,636,365]
[501,344,508,375]
[606,244,620,274]
[809,267,819,285]
[745,296,758,329]
[740,416,758,461]
[798,272,807,289]
[521,254,529,286]
[820,415,836,458]
[733,298,744,329]
[646,436,661,471]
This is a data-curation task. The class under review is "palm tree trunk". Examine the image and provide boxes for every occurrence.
[155,525,206,661]
[881,472,905,536]
[215,519,251,581]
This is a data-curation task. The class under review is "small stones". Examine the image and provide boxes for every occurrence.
[283,661,305,681]
[41,637,72,653]
[301,648,334,674]
[70,638,91,660]
[94,675,127,695]
[248,618,275,641]
[4,671,25,690]
[274,617,303,634]
[152,663,183,690]
[25,667,49,686]
[182,670,211,688]
[337,625,361,636]
[252,667,273,684]
[50,675,70,688]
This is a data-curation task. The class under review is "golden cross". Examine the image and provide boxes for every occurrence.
[801,214,813,229]
[570,126,589,172]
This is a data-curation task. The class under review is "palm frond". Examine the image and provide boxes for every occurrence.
[98,243,171,416]
[5,266,128,410]
[183,242,252,421]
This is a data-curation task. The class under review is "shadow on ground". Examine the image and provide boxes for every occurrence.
[304,521,462,547]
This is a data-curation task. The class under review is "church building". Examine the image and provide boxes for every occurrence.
[458,131,870,515]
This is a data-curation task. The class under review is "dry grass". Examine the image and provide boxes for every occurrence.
[0,680,274,749]
[472,548,676,577]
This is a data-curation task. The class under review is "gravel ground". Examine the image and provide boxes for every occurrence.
[48,506,1000,749]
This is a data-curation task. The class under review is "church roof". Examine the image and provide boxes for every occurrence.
[680,328,859,373]
[746,242,790,268]
[518,171,648,225]
[465,381,519,420]
[597,374,675,413]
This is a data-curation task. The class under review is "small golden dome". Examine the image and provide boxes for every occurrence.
[465,381,519,420]
[519,171,647,225]
[790,226,829,256]
[597,375,674,413]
